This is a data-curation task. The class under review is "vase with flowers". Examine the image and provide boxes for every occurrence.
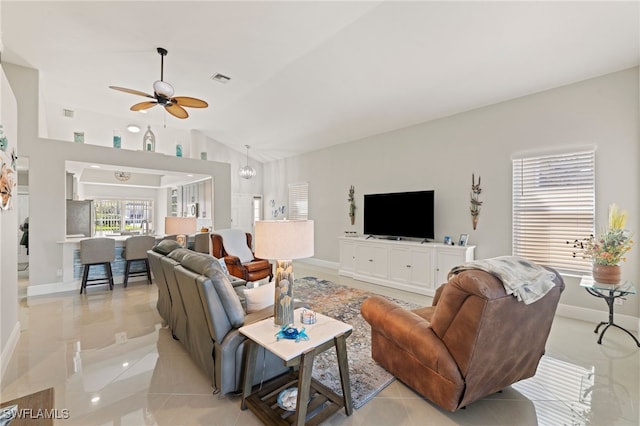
[571,204,634,284]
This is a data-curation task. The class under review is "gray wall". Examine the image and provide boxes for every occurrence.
[264,67,640,319]
[0,64,20,376]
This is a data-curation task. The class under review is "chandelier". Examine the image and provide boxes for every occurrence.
[114,171,131,182]
[239,145,256,179]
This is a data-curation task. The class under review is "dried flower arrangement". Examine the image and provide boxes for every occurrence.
[470,174,482,230]
[571,204,633,266]
[348,185,356,225]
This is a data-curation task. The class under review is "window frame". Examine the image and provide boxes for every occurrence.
[288,182,309,220]
[94,198,154,234]
[512,148,595,274]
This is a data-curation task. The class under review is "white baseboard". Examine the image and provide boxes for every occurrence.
[27,281,77,297]
[303,260,640,331]
[26,263,640,332]
[26,276,148,297]
[299,257,339,271]
[1,321,21,380]
[557,302,639,331]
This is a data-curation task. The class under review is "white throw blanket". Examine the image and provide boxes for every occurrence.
[448,256,557,304]
[215,228,254,264]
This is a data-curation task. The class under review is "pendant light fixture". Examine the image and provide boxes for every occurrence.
[239,144,256,179]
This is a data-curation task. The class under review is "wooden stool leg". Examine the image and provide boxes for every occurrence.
[145,259,152,284]
[124,260,131,288]
[106,262,114,290]
[80,264,90,294]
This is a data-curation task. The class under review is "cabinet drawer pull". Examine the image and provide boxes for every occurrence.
[368,259,374,262]
[406,265,411,268]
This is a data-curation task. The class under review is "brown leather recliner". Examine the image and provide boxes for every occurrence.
[211,231,273,282]
[361,267,564,412]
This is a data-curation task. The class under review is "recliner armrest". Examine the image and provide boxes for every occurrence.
[432,283,446,306]
[361,296,461,381]
[224,254,242,266]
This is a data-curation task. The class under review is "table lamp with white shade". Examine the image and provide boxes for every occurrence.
[165,216,197,248]
[254,220,314,326]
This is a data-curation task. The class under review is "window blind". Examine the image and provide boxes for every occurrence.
[512,150,595,273]
[288,183,309,220]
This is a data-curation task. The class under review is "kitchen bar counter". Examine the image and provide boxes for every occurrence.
[56,235,163,288]
[56,233,210,291]
[58,234,166,244]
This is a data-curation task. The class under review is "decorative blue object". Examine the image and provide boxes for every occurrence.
[275,325,309,343]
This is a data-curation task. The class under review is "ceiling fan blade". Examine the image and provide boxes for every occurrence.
[172,96,208,108]
[109,86,155,99]
[131,101,158,111]
[165,103,189,119]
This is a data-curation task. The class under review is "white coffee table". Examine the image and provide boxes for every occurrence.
[239,308,353,425]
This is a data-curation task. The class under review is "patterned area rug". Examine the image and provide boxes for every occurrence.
[295,276,420,409]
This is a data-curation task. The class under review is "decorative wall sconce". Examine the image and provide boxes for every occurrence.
[470,173,482,230]
[348,185,356,225]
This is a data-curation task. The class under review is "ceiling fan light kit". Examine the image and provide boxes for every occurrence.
[109,47,208,120]
[153,80,174,98]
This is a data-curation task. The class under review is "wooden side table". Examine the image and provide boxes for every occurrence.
[239,308,353,425]
[580,276,639,347]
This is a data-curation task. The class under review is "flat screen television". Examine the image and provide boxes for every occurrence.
[363,190,435,240]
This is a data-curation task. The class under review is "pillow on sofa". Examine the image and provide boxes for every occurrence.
[244,280,275,313]
[167,248,192,263]
[152,239,181,255]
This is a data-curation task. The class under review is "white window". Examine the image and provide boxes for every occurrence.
[288,183,309,220]
[512,149,595,273]
[253,196,262,223]
[94,199,154,234]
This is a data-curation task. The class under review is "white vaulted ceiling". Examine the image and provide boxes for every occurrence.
[2,1,638,162]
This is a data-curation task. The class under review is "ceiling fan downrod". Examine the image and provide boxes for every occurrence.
[157,47,168,81]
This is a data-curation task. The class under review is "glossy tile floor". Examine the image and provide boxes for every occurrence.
[2,264,639,426]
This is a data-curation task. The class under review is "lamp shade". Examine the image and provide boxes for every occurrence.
[165,217,197,235]
[254,220,314,260]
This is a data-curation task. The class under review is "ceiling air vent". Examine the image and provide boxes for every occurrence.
[211,73,231,84]
[62,109,74,118]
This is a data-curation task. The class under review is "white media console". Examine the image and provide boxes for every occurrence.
[338,236,475,296]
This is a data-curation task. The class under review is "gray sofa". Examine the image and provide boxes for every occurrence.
[148,240,295,394]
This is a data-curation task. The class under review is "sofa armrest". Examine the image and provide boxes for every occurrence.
[361,296,461,381]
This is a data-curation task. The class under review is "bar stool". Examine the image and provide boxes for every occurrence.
[80,238,115,294]
[122,235,155,287]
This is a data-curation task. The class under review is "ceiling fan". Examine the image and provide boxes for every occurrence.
[109,47,208,119]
